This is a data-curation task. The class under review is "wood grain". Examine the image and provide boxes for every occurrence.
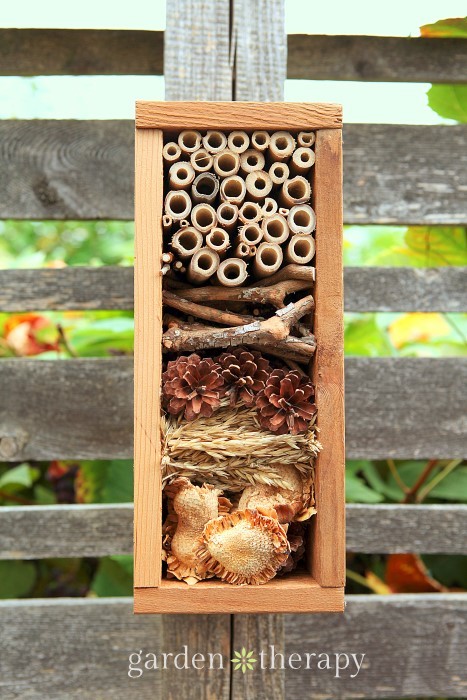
[311,129,345,587]
[0,121,465,224]
[165,0,232,101]
[133,128,164,588]
[232,0,286,101]
[0,357,465,461]
[136,101,343,130]
[1,266,465,313]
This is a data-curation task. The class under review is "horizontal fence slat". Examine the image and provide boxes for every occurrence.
[0,357,465,461]
[0,595,466,699]
[1,266,466,313]
[1,29,466,84]
[0,504,465,560]
[0,120,466,224]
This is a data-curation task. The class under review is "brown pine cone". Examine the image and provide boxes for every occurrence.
[217,347,271,406]
[162,353,225,421]
[255,369,316,435]
[277,522,306,575]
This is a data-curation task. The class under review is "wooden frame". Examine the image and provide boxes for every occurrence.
[134,101,345,614]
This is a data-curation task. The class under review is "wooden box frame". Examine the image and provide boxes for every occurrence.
[134,102,345,614]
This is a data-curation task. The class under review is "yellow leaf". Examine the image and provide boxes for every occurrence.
[388,313,451,349]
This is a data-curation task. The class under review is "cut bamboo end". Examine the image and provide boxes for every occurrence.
[191,172,220,204]
[253,242,283,279]
[164,190,192,221]
[162,141,182,165]
[179,219,190,228]
[251,130,270,152]
[190,148,214,173]
[171,226,203,259]
[178,130,202,153]
[297,131,316,148]
[168,161,195,190]
[219,175,246,206]
[279,176,311,208]
[269,131,296,162]
[233,242,251,258]
[269,162,290,186]
[227,131,250,154]
[162,214,173,234]
[238,201,262,225]
[246,245,257,258]
[217,202,239,231]
[262,197,278,217]
[202,130,228,154]
[289,147,316,176]
[245,170,273,202]
[285,234,316,265]
[261,213,289,245]
[240,149,266,175]
[288,204,316,234]
[187,247,220,285]
[191,203,217,233]
[236,223,263,246]
[279,207,290,217]
[206,227,230,256]
[213,149,240,178]
[216,258,248,287]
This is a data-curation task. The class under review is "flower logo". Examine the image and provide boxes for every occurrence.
[231,648,257,673]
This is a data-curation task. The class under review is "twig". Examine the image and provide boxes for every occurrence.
[254,264,315,288]
[172,278,312,309]
[401,459,438,503]
[0,489,35,505]
[56,324,78,358]
[416,460,462,504]
[386,459,410,497]
[162,291,258,326]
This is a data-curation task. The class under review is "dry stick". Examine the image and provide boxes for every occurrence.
[172,278,312,309]
[162,291,257,326]
[162,295,315,353]
[250,335,316,363]
[254,263,315,287]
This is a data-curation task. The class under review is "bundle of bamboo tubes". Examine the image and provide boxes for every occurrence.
[162,129,316,287]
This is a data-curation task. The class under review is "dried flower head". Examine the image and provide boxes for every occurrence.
[162,353,225,421]
[255,369,316,435]
[217,347,271,406]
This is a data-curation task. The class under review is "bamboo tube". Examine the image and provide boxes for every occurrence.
[162,251,174,264]
[297,131,316,148]
[285,234,315,265]
[269,162,289,186]
[261,213,289,245]
[279,207,290,217]
[216,258,248,287]
[246,245,257,258]
[251,131,270,152]
[191,203,217,233]
[163,141,181,165]
[269,131,295,162]
[162,214,173,234]
[206,227,230,257]
[171,226,203,259]
[289,147,315,176]
[168,161,196,190]
[240,149,266,175]
[165,190,192,221]
[279,176,311,207]
[217,202,239,232]
[245,170,273,201]
[233,242,250,258]
[227,131,250,154]
[179,219,190,228]
[253,242,283,279]
[213,149,240,178]
[236,223,263,247]
[238,201,262,224]
[219,175,246,205]
[191,172,219,204]
[178,130,202,154]
[262,198,278,217]
[190,148,213,173]
[187,247,220,285]
[287,204,316,234]
[203,130,228,154]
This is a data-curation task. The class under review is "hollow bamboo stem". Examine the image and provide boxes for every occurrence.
[162,214,173,234]
[178,130,202,153]
[217,202,239,232]
[206,227,230,256]
[219,175,246,206]
[262,198,278,217]
[236,223,263,246]
[269,162,289,186]
[187,247,220,285]
[191,203,217,233]
[289,147,315,176]
[162,141,182,165]
[233,242,251,258]
[191,172,219,204]
[179,219,190,228]
[269,131,295,162]
[190,148,213,173]
[253,242,283,279]
[213,149,240,178]
[216,258,249,287]
[285,234,316,265]
[287,204,316,234]
[238,201,262,224]
[245,170,273,202]
[251,131,270,152]
[261,213,289,245]
[279,176,311,208]
[297,131,316,148]
[240,149,266,175]
[202,130,228,154]
[227,131,250,154]
[168,161,196,190]
[170,227,203,259]
[164,190,192,221]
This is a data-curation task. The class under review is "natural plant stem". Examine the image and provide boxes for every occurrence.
[174,278,312,309]
[416,459,462,504]
[401,459,437,503]
[162,291,257,326]
[255,264,315,287]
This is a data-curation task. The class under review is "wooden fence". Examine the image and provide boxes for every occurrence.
[0,1,466,697]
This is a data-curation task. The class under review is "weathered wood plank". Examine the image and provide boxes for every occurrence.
[0,598,230,700]
[232,595,467,699]
[0,358,464,461]
[0,28,164,76]
[1,267,466,313]
[1,504,465,560]
[164,1,231,100]
[232,0,286,101]
[1,121,465,224]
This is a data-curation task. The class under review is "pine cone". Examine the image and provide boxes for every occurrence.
[278,522,306,575]
[162,354,225,421]
[255,369,316,435]
[217,347,271,406]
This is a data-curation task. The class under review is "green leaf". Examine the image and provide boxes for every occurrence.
[404,227,467,266]
[427,85,467,123]
[0,464,40,492]
[91,555,133,597]
[421,17,467,38]
[33,484,57,505]
[0,561,36,598]
[346,473,384,503]
[345,315,394,357]
[427,466,467,501]
[101,460,133,503]
[422,555,467,588]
